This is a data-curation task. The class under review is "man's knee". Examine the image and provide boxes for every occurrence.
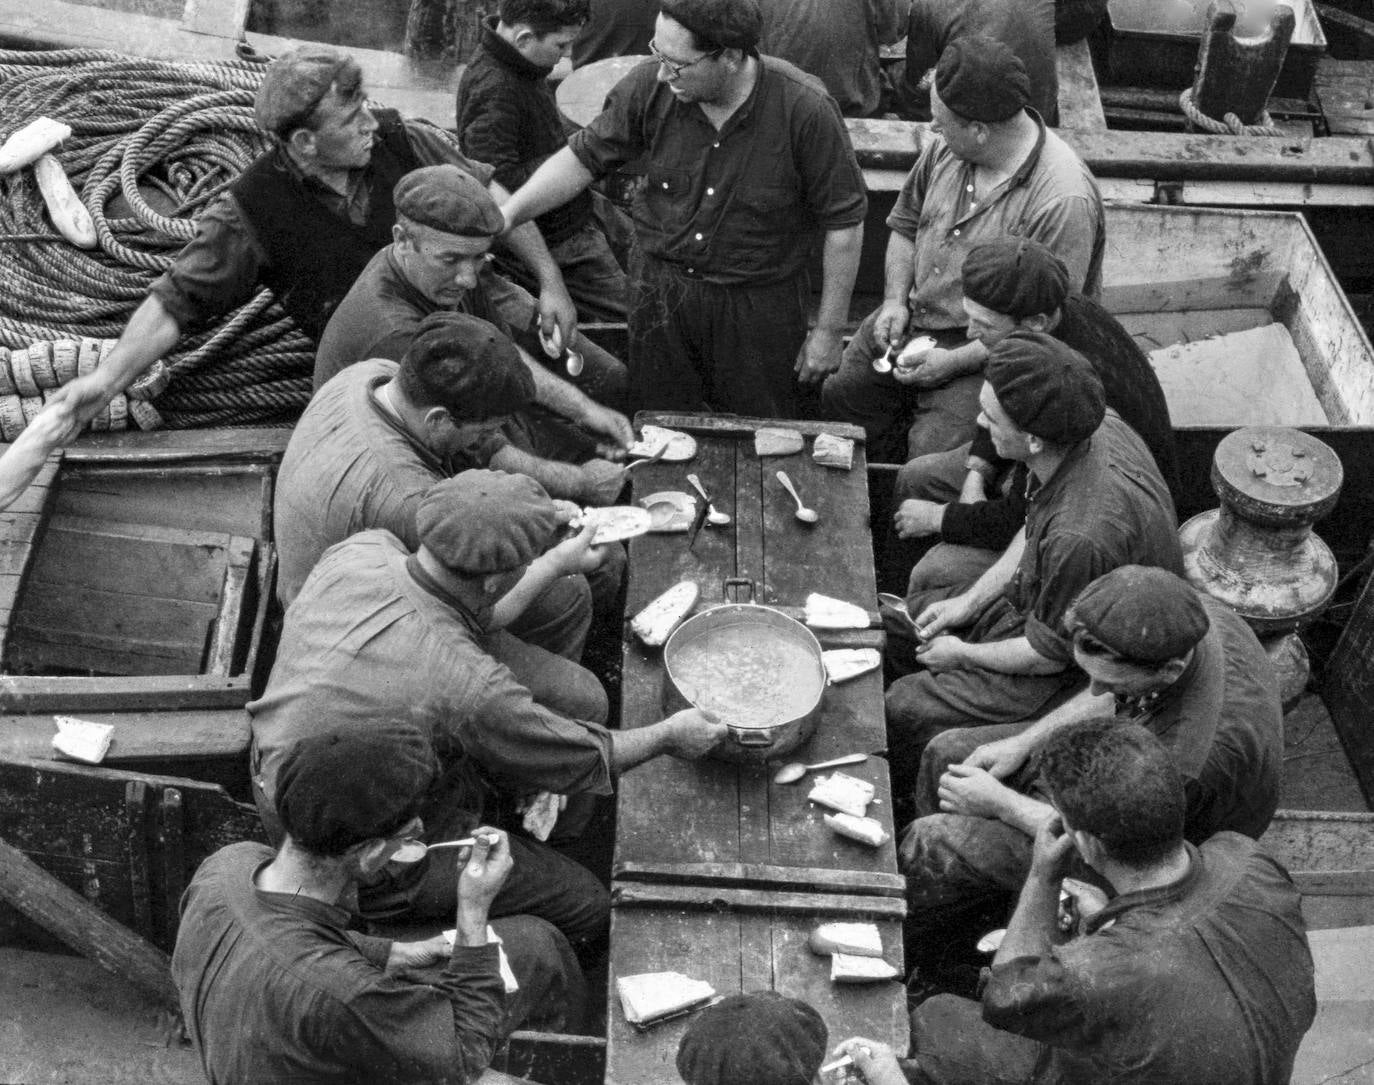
[895,445,971,504]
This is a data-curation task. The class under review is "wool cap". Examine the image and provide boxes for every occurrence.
[394,165,504,237]
[962,237,1070,320]
[676,991,827,1085]
[254,46,361,136]
[401,311,534,420]
[417,470,558,574]
[935,34,1032,123]
[275,724,435,856]
[1070,566,1211,663]
[985,330,1105,445]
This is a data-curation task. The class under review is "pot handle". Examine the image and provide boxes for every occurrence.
[729,724,774,747]
[723,577,755,604]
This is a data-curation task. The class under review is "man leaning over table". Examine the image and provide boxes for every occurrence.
[500,0,867,418]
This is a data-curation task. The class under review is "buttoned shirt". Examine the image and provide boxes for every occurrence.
[982,834,1316,1085]
[568,56,866,285]
[172,842,505,1085]
[886,117,1103,329]
[249,531,615,817]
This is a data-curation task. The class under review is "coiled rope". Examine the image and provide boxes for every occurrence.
[0,48,316,430]
[1178,86,1281,137]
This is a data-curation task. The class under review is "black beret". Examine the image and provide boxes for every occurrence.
[275,724,435,855]
[935,34,1032,123]
[417,470,558,575]
[1070,566,1211,663]
[986,330,1105,445]
[254,46,361,136]
[401,311,534,420]
[394,165,504,237]
[676,991,827,1085]
[962,237,1070,320]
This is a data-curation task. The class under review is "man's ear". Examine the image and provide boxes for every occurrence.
[1025,433,1047,457]
[285,126,316,161]
[1022,312,1053,333]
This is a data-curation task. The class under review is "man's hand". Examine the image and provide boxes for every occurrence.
[663,708,727,760]
[893,498,946,540]
[47,372,115,426]
[962,734,1032,779]
[873,300,910,350]
[1029,814,1077,883]
[536,282,578,354]
[581,403,634,455]
[578,458,628,506]
[455,827,513,931]
[793,327,843,384]
[893,346,960,389]
[547,519,610,576]
[959,467,989,504]
[937,763,1014,819]
[914,633,968,672]
[830,1037,908,1085]
[551,498,581,525]
[385,934,449,973]
[912,593,978,640]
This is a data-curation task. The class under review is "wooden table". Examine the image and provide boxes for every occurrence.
[608,413,908,1082]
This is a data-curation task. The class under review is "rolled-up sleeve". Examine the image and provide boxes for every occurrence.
[885,148,937,240]
[796,95,867,230]
[149,195,266,330]
[1021,533,1114,663]
[403,119,496,186]
[981,953,1095,1046]
[567,62,658,177]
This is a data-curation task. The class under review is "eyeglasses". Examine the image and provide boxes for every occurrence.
[648,39,721,79]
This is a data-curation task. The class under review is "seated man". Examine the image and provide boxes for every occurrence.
[889,237,1177,574]
[884,332,1182,789]
[457,0,631,322]
[251,470,726,957]
[275,311,615,639]
[900,565,1282,984]
[676,991,829,1084]
[173,724,582,1082]
[902,719,1315,1085]
[820,35,1102,464]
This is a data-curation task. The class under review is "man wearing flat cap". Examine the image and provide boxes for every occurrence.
[174,725,582,1081]
[888,236,1177,575]
[501,0,869,418]
[677,991,828,1085]
[822,33,1104,465]
[316,165,634,510]
[251,469,726,959]
[897,565,1282,988]
[882,331,1183,793]
[42,45,580,458]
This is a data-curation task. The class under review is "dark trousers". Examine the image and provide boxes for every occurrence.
[628,251,809,418]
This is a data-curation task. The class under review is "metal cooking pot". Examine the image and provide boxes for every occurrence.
[662,581,827,763]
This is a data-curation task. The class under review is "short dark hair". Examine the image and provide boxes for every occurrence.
[1035,718,1186,867]
[498,0,590,33]
[660,0,761,53]
[396,312,536,420]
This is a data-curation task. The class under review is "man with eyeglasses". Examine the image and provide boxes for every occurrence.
[502,0,867,419]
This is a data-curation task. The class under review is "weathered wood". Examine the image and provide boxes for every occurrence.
[1322,569,1374,806]
[1316,3,1374,58]
[496,1031,605,1085]
[0,838,179,1011]
[612,881,908,917]
[206,535,257,676]
[1193,3,1297,126]
[0,454,58,663]
[612,861,907,898]
[0,673,254,712]
[1056,37,1108,130]
[62,427,292,464]
[181,0,250,38]
[1314,55,1374,135]
[0,707,250,761]
[633,412,867,442]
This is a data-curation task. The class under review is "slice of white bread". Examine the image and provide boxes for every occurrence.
[51,716,114,764]
[830,952,899,983]
[754,427,804,456]
[812,433,854,470]
[809,921,884,958]
[808,772,876,818]
[822,648,881,684]
[631,580,699,647]
[616,971,716,1028]
[804,592,869,630]
[824,812,890,848]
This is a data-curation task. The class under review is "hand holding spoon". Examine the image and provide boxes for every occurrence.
[686,473,732,526]
[776,470,819,523]
[772,752,869,784]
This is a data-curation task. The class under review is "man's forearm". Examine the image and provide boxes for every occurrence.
[813,224,863,332]
[488,444,585,502]
[1015,688,1114,749]
[993,870,1062,964]
[945,338,988,377]
[489,550,570,629]
[962,527,1026,612]
[959,634,1066,676]
[518,345,602,426]
[882,231,916,304]
[502,147,595,231]
[992,791,1057,839]
[93,294,182,400]
[609,722,677,774]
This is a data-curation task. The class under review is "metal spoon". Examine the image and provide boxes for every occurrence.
[772,752,869,785]
[872,342,897,374]
[776,470,819,523]
[685,473,732,526]
[391,836,478,864]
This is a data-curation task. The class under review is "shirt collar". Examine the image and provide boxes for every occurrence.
[1085,842,1201,934]
[273,142,368,201]
[363,368,446,476]
[1006,109,1048,190]
[480,16,555,79]
[251,857,353,928]
[404,553,493,632]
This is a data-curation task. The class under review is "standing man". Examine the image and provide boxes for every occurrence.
[457,0,631,322]
[502,0,868,418]
[821,35,1102,463]
[42,45,578,442]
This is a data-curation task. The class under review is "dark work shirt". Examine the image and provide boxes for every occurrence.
[945,294,1179,550]
[568,56,867,285]
[172,842,505,1085]
[1119,594,1282,841]
[983,834,1316,1085]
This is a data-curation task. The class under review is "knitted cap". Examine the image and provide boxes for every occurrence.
[417,470,557,574]
[676,992,827,1085]
[986,330,1104,445]
[274,724,435,855]
[962,237,1070,320]
[1071,566,1211,663]
[394,165,504,237]
[935,34,1032,123]
[254,46,360,136]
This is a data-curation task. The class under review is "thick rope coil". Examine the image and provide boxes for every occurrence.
[1178,86,1281,136]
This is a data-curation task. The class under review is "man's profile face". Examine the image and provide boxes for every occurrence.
[301,85,378,170]
[976,381,1032,462]
[1072,645,1171,700]
[519,25,580,70]
[930,88,984,162]
[963,297,1020,347]
[396,224,494,307]
[432,411,509,461]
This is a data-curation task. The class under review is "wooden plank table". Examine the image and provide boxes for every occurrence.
[609,413,908,1081]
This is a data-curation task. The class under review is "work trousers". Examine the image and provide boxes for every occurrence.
[627,251,809,418]
[819,310,980,463]
[907,995,1051,1085]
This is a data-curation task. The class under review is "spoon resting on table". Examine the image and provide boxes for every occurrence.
[772,752,868,784]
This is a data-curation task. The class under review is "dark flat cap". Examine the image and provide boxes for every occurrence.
[394,165,504,237]
[677,992,827,1085]
[986,330,1104,445]
[418,470,557,574]
[935,34,1032,123]
[963,237,1070,320]
[255,46,361,136]
[275,724,435,856]
[1071,566,1211,663]
[401,311,534,420]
